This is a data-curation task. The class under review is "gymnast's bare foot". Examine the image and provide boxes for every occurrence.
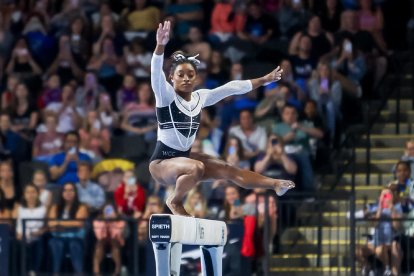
[275,179,295,196]
[166,197,191,216]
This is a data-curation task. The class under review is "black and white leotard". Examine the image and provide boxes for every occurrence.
[150,53,252,161]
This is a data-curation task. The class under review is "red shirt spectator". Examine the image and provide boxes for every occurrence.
[114,170,146,217]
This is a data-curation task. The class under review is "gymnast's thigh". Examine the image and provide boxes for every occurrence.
[189,152,234,181]
[149,157,204,185]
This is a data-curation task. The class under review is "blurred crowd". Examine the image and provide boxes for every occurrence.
[0,0,410,275]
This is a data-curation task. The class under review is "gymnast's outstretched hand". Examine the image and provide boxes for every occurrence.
[264,66,283,84]
[156,20,170,46]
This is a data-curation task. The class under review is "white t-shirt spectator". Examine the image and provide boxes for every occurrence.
[16,205,47,241]
[45,103,85,133]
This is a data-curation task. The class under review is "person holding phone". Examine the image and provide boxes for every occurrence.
[308,61,342,146]
[149,21,295,217]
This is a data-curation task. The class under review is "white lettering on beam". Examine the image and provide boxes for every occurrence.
[152,224,171,229]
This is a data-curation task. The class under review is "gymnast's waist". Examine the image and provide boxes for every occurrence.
[150,141,191,161]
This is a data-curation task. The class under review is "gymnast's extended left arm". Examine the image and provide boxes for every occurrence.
[200,66,284,107]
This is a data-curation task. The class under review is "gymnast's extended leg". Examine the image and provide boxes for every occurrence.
[149,157,205,216]
[190,152,295,194]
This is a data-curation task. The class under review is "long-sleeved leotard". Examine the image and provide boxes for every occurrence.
[150,53,252,160]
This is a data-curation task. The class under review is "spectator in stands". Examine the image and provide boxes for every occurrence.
[91,2,120,30]
[124,37,152,81]
[316,0,343,33]
[49,131,92,185]
[96,92,119,131]
[87,36,126,96]
[1,74,19,110]
[92,14,127,57]
[183,186,208,218]
[183,26,212,62]
[47,35,84,84]
[357,0,387,52]
[206,50,230,89]
[229,109,267,162]
[373,188,403,276]
[400,139,414,179]
[389,161,414,213]
[277,0,311,39]
[221,185,244,221]
[75,72,105,112]
[254,135,297,180]
[79,110,111,162]
[45,84,83,133]
[308,61,342,144]
[68,16,90,69]
[48,182,88,275]
[142,195,164,219]
[121,0,161,32]
[120,81,157,139]
[38,74,62,109]
[0,161,17,212]
[193,110,221,157]
[76,161,105,213]
[272,104,324,192]
[14,184,47,275]
[93,202,126,275]
[291,15,334,61]
[0,112,26,161]
[114,169,146,218]
[288,34,317,93]
[33,113,64,160]
[32,169,52,208]
[5,37,42,79]
[165,0,204,39]
[209,0,246,48]
[8,82,38,139]
[301,99,327,158]
[116,74,137,111]
[0,188,11,219]
[223,136,250,169]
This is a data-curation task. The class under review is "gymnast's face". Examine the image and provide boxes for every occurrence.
[171,63,197,94]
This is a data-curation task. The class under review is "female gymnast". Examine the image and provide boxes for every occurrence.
[149,21,295,216]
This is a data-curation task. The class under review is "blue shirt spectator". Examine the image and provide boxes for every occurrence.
[76,162,105,210]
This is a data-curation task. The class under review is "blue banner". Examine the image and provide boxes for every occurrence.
[0,224,10,276]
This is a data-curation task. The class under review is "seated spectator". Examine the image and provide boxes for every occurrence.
[68,16,90,69]
[8,82,39,139]
[223,136,250,170]
[5,37,42,79]
[165,0,204,39]
[0,112,27,161]
[47,35,84,84]
[254,135,297,180]
[116,74,137,111]
[38,74,62,109]
[87,36,125,95]
[229,109,267,162]
[48,182,88,275]
[206,50,230,89]
[400,139,414,179]
[76,162,105,213]
[121,0,161,32]
[183,26,212,62]
[220,185,244,221]
[114,170,146,218]
[195,109,222,156]
[184,187,208,218]
[0,161,18,212]
[49,131,92,185]
[120,81,157,140]
[33,113,64,161]
[142,195,164,219]
[92,15,127,57]
[32,169,52,208]
[277,0,311,39]
[124,37,152,81]
[14,184,47,275]
[79,110,111,162]
[357,0,387,52]
[272,104,324,192]
[75,72,105,112]
[316,0,343,33]
[96,93,119,131]
[93,202,126,275]
[288,34,317,93]
[45,84,84,133]
[1,74,19,110]
[91,2,120,30]
[308,61,342,144]
[388,161,414,213]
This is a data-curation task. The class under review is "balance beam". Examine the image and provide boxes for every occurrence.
[149,214,227,276]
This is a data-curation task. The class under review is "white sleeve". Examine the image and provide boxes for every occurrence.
[198,80,253,107]
[151,53,175,107]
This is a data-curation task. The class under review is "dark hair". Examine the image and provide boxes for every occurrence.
[282,103,298,113]
[56,182,81,219]
[169,51,198,75]
[396,161,411,172]
[224,135,245,160]
[64,130,80,142]
[78,161,92,171]
[21,183,41,208]
[0,188,5,212]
